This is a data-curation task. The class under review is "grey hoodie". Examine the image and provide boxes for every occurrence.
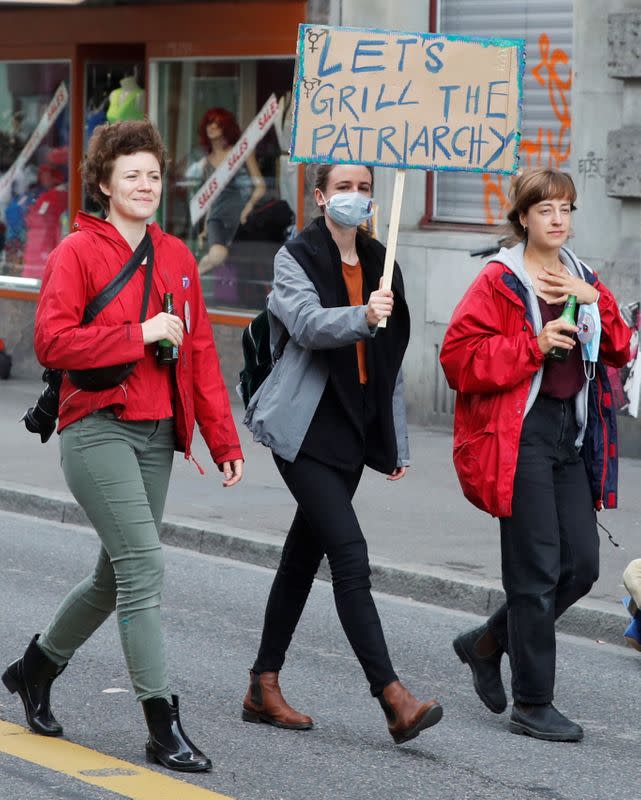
[492,241,592,446]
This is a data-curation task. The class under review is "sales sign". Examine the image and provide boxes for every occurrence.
[290,25,525,174]
[189,93,280,226]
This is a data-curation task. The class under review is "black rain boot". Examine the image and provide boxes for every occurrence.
[453,624,507,714]
[142,694,212,773]
[2,634,66,736]
[509,702,583,742]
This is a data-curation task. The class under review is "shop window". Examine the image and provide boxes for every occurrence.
[84,59,145,212]
[431,0,572,225]
[153,58,296,313]
[0,62,70,284]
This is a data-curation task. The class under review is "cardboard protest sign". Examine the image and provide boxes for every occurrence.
[189,93,280,226]
[0,82,69,201]
[290,25,525,174]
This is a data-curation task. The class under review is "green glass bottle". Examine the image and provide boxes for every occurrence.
[547,294,577,362]
[157,292,179,365]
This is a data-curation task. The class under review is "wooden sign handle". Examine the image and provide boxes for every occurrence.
[378,168,406,329]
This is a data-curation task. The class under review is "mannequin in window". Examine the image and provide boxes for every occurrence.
[106,75,145,123]
[186,107,265,275]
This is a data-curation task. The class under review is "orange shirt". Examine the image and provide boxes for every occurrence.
[342,260,368,385]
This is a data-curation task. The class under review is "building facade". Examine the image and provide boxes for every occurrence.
[1,0,640,453]
[0,0,303,387]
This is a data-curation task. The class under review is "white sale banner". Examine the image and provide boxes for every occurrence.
[0,82,69,200]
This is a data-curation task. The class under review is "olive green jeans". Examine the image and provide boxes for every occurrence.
[38,410,174,702]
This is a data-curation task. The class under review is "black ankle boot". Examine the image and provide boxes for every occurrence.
[509,702,583,742]
[142,694,212,772]
[453,625,506,714]
[2,634,66,736]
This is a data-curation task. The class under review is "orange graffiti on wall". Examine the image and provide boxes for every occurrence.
[483,33,572,224]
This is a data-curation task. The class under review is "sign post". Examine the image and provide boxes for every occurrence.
[288,24,525,325]
[379,168,405,327]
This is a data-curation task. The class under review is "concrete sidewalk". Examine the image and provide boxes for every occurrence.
[1,375,640,645]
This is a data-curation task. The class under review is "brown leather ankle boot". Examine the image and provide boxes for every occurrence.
[378,680,443,744]
[242,670,313,730]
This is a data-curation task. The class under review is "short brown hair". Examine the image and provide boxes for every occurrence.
[313,163,375,197]
[81,120,167,213]
[506,167,577,243]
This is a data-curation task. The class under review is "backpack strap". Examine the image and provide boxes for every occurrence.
[82,232,152,325]
[273,327,289,362]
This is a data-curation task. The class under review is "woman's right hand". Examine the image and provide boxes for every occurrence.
[366,287,394,326]
[536,318,579,355]
[141,313,184,346]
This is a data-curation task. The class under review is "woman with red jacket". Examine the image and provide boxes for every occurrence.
[2,120,243,772]
[440,168,630,742]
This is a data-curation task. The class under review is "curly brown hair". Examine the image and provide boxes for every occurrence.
[81,120,167,213]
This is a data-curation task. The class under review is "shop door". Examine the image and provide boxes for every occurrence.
[79,44,145,211]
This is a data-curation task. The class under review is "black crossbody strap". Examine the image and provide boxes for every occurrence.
[82,232,152,325]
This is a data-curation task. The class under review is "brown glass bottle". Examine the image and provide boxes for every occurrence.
[157,292,179,365]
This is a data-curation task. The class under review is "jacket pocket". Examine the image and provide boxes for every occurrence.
[453,424,497,512]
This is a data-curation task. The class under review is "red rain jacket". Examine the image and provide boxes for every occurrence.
[34,212,243,468]
[440,260,630,517]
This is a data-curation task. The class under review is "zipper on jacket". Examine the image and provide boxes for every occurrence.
[188,453,205,475]
[596,371,608,510]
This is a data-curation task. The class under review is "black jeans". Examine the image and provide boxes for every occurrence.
[252,453,398,696]
[486,394,599,704]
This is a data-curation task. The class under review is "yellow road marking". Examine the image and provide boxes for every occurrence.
[0,720,234,800]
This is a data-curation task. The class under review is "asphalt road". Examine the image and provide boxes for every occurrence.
[0,510,638,800]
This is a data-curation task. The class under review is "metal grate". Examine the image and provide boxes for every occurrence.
[432,343,455,424]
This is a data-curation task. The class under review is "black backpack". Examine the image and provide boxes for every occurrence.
[238,310,289,409]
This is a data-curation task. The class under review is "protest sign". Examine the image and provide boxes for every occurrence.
[289,25,525,326]
[290,25,525,174]
[0,82,68,201]
[189,93,280,227]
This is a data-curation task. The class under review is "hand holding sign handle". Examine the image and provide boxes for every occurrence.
[378,168,406,329]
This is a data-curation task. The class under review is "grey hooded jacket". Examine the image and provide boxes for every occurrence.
[242,245,410,467]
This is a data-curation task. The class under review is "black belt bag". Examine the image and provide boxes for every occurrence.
[68,233,154,391]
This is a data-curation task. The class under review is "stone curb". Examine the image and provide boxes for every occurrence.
[0,482,629,647]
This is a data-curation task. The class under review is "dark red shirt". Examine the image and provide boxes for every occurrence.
[538,297,585,400]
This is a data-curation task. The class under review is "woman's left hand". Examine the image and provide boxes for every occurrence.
[387,467,407,482]
[538,266,599,305]
[220,459,244,487]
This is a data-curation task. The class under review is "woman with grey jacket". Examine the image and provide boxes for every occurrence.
[242,163,443,744]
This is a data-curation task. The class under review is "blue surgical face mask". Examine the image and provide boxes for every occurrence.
[321,191,374,228]
[577,301,602,379]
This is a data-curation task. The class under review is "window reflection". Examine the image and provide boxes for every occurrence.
[0,62,70,282]
[155,59,296,312]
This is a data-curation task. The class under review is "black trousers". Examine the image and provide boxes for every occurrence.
[252,453,398,696]
[486,394,599,704]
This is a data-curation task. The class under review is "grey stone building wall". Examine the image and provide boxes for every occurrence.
[329,0,641,451]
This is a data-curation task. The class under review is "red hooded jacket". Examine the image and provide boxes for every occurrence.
[440,256,630,517]
[35,212,243,468]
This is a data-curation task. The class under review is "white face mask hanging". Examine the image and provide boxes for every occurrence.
[577,301,602,381]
